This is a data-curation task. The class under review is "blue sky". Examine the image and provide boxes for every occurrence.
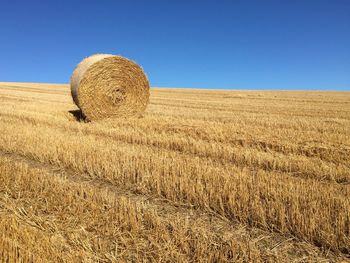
[0,0,349,90]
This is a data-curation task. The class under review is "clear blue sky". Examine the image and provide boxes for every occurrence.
[0,0,349,90]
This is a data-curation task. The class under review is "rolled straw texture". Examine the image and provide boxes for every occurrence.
[70,54,150,120]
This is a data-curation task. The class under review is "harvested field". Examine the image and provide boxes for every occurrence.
[0,82,349,262]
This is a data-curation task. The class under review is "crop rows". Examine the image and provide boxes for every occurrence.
[0,82,349,262]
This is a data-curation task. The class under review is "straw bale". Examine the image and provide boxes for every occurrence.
[70,54,149,120]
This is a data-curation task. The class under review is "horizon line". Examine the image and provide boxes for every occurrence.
[0,81,349,92]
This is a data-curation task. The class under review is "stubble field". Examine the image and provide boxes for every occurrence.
[0,82,349,262]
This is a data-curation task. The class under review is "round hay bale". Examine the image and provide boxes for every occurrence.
[70,54,150,121]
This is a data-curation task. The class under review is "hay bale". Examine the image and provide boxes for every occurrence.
[70,54,150,121]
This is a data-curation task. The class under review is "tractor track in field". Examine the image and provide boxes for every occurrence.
[0,150,345,261]
[1,112,349,185]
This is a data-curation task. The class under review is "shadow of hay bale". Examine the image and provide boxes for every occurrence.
[68,110,88,122]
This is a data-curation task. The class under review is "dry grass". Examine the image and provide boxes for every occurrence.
[0,82,349,262]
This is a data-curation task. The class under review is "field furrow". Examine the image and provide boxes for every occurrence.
[1,111,349,184]
[2,155,331,262]
[0,118,349,253]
